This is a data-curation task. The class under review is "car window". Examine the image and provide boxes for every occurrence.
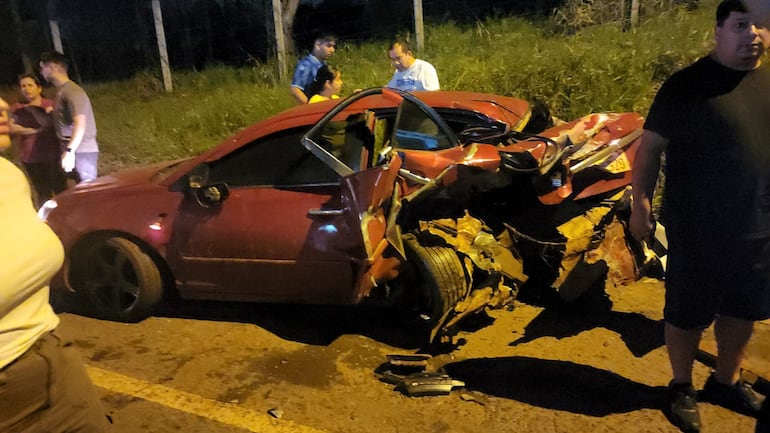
[435,109,507,137]
[207,127,340,187]
[391,99,452,151]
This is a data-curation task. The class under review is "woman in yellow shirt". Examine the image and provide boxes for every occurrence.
[307,65,343,103]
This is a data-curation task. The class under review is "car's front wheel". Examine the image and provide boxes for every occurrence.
[69,236,164,322]
[400,234,468,333]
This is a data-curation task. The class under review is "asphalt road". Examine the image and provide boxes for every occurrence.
[54,278,768,433]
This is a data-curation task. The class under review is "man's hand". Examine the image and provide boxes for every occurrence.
[629,200,654,243]
[62,151,76,172]
[630,129,667,244]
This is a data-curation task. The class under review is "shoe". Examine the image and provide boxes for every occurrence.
[666,382,701,433]
[700,373,765,416]
[756,399,770,433]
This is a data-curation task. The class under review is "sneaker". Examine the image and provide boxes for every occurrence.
[666,382,701,433]
[700,374,765,416]
[756,399,770,433]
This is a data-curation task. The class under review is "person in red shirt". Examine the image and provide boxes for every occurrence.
[10,73,66,207]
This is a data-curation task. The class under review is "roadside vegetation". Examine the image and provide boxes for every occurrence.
[4,0,718,173]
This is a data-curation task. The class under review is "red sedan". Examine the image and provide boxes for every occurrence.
[40,88,657,342]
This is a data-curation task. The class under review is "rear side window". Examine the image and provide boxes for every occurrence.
[207,127,340,187]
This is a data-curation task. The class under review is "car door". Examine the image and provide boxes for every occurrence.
[168,126,366,303]
[301,88,464,303]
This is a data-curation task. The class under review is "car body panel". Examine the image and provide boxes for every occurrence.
[166,184,361,302]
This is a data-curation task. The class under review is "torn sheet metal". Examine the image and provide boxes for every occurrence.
[551,188,637,300]
[415,212,523,341]
[419,212,526,283]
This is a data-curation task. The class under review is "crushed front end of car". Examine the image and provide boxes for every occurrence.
[303,88,662,343]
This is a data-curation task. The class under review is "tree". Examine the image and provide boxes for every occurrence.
[271,0,299,81]
[280,0,300,55]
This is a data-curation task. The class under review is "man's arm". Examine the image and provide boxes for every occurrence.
[630,129,668,242]
[290,86,308,105]
[61,113,86,172]
[289,58,312,105]
[423,63,440,91]
[67,114,87,152]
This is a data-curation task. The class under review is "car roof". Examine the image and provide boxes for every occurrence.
[165,90,530,184]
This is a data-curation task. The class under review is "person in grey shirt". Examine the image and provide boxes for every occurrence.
[39,51,99,183]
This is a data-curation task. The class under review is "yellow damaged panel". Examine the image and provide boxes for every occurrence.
[603,152,631,174]
[557,205,613,255]
[586,219,637,285]
[554,190,628,290]
[419,212,526,282]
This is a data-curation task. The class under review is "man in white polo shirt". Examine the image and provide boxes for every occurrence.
[386,38,440,92]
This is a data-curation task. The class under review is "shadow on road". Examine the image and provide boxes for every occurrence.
[53,289,427,349]
[52,278,663,358]
[510,307,665,357]
[509,280,665,357]
[444,356,666,416]
[157,299,428,349]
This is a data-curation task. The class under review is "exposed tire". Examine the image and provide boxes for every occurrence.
[401,234,468,327]
[69,236,164,322]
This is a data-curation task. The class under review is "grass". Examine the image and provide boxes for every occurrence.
[2,0,719,173]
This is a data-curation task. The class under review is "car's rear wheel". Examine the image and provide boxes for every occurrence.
[69,236,163,322]
[401,234,468,329]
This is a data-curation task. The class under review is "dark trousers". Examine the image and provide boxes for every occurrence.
[0,332,111,432]
[23,161,67,208]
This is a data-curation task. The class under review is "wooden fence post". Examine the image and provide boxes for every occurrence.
[273,0,288,81]
[151,0,173,93]
[414,0,424,51]
[49,20,63,54]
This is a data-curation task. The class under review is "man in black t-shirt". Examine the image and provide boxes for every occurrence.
[631,1,770,431]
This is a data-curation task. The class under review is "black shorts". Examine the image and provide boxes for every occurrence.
[664,236,770,330]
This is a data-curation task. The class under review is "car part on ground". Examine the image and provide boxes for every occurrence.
[375,354,466,397]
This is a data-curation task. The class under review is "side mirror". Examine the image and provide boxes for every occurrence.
[193,183,230,208]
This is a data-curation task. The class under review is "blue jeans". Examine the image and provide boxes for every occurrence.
[74,152,99,182]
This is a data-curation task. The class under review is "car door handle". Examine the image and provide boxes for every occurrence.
[308,208,346,216]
